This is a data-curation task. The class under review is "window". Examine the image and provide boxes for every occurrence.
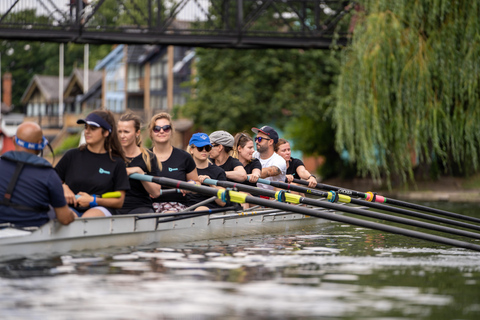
[127,65,142,91]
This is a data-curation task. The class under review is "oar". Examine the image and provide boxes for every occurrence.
[292,178,480,224]
[129,174,480,252]
[75,191,121,200]
[258,178,480,233]
[204,178,480,240]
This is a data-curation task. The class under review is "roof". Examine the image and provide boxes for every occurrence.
[79,78,102,104]
[94,44,124,71]
[21,75,68,104]
[64,68,103,97]
[127,45,160,65]
[71,68,103,92]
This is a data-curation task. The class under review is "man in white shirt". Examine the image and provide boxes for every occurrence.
[251,126,286,191]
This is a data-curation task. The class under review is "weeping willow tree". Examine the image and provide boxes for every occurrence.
[334,0,480,184]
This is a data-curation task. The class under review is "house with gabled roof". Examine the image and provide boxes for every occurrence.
[63,68,102,114]
[21,75,68,128]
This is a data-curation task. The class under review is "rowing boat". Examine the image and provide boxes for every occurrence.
[0,206,332,260]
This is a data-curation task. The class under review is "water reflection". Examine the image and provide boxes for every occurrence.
[1,222,480,319]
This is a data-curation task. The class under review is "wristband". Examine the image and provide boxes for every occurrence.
[308,175,316,179]
[89,194,98,207]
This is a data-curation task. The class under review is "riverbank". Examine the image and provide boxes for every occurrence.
[322,175,480,203]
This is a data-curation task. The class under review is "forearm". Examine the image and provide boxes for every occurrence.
[142,181,161,198]
[260,166,281,178]
[226,169,247,182]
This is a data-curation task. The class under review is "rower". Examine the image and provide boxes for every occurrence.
[209,130,247,183]
[275,138,318,188]
[251,126,286,191]
[0,122,75,227]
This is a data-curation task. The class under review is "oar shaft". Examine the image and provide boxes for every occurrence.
[209,178,480,239]
[277,178,480,231]
[293,178,480,224]
[152,176,480,252]
[300,198,480,240]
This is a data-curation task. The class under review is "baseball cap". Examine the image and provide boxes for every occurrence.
[209,130,234,147]
[251,125,279,144]
[77,113,112,133]
[189,132,211,147]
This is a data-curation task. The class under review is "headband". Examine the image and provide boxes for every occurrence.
[15,136,49,151]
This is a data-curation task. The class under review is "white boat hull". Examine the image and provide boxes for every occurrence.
[0,208,329,260]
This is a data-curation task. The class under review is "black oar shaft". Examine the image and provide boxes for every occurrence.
[280,179,480,232]
[209,179,480,240]
[300,198,480,240]
[293,178,480,224]
[151,176,480,252]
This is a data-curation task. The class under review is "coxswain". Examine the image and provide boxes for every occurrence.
[0,122,75,227]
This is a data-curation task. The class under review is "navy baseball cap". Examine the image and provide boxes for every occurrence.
[189,132,211,147]
[251,125,279,144]
[77,113,112,133]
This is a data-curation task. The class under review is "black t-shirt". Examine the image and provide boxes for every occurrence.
[243,158,262,187]
[187,163,226,209]
[286,158,305,178]
[118,150,162,215]
[55,147,130,212]
[218,156,244,183]
[151,147,197,204]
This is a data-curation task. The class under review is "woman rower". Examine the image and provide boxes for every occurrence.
[275,138,317,188]
[55,110,130,217]
[232,132,261,186]
[209,130,247,183]
[117,113,161,215]
[149,112,199,213]
[186,133,226,210]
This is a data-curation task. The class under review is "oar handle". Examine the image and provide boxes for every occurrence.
[129,173,153,182]
[74,191,121,200]
[257,178,272,185]
[203,178,218,185]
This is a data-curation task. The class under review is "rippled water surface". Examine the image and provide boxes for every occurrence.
[1,202,480,319]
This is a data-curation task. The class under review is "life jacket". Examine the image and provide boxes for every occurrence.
[0,151,51,212]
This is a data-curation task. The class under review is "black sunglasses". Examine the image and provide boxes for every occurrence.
[153,125,172,133]
[255,136,271,143]
[193,145,212,152]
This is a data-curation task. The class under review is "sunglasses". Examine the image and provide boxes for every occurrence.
[153,125,172,133]
[255,136,271,143]
[193,145,212,152]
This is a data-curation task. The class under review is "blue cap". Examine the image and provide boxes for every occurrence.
[77,113,112,133]
[189,133,211,147]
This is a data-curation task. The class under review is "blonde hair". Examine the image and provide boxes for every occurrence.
[232,132,253,160]
[119,112,161,172]
[148,112,174,141]
[187,144,212,164]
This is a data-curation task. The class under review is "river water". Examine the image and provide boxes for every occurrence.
[1,202,480,319]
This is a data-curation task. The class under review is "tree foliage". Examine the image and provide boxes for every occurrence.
[0,8,113,109]
[334,0,480,183]
[179,48,350,178]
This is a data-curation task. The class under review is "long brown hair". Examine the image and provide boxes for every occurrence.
[80,109,126,162]
[232,132,253,160]
[275,138,288,152]
[119,112,161,172]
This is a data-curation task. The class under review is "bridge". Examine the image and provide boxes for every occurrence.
[0,0,356,49]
